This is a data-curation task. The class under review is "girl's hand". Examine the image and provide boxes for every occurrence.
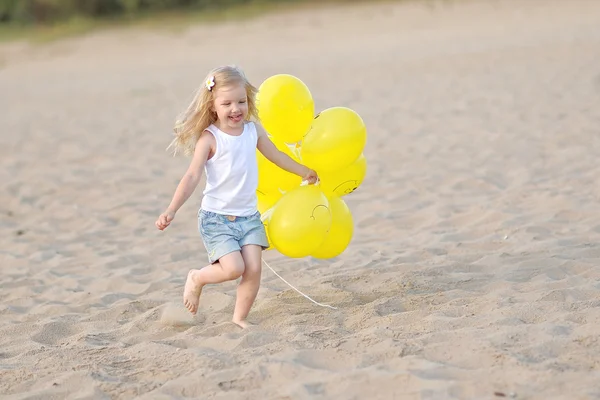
[303,168,319,185]
[156,209,176,230]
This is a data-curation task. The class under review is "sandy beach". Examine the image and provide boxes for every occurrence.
[1,0,600,398]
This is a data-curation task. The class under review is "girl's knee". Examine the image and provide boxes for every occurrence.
[222,258,245,280]
[243,261,261,278]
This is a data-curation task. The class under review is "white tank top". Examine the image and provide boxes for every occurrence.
[201,122,258,216]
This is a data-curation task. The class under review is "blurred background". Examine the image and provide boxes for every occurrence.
[0,0,361,26]
[1,0,600,398]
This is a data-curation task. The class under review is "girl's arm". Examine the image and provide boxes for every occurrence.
[256,123,317,182]
[167,131,214,213]
[156,131,213,230]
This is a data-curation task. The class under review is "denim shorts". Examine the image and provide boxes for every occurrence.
[198,209,269,263]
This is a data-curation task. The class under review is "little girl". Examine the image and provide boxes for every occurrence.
[155,65,318,329]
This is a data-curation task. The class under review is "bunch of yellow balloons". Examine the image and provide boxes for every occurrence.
[255,74,367,259]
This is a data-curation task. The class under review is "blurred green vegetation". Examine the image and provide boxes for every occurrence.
[0,0,360,25]
[0,0,369,42]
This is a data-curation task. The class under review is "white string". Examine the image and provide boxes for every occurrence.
[300,178,321,187]
[261,258,338,310]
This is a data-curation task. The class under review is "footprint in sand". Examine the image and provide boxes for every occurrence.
[159,303,197,327]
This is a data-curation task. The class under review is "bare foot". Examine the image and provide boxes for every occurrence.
[183,269,203,315]
[232,319,252,329]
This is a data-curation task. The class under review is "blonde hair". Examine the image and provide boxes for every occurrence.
[168,65,259,156]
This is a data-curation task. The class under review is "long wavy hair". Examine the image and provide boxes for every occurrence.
[168,65,259,156]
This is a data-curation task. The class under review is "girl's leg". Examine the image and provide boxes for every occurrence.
[232,244,263,328]
[183,251,245,315]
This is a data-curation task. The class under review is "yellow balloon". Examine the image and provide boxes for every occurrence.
[257,74,314,143]
[300,107,367,172]
[257,189,281,214]
[257,136,302,194]
[268,185,332,258]
[257,190,282,251]
[287,142,302,160]
[318,153,367,197]
[311,196,354,259]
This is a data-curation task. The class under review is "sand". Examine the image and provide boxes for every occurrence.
[1,0,600,398]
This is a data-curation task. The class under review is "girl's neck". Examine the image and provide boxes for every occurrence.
[215,120,244,136]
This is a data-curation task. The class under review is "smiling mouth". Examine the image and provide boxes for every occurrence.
[230,114,242,122]
[333,180,359,194]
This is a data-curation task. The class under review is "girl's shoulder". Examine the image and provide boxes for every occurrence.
[243,121,261,137]
[202,124,226,141]
[249,121,267,136]
[204,124,219,134]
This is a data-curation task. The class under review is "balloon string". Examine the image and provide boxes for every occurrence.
[261,258,338,310]
[300,178,321,186]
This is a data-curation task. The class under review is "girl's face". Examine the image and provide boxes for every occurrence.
[212,83,248,133]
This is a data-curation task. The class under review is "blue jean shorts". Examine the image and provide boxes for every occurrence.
[198,209,269,263]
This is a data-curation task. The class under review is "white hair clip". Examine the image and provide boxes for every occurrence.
[206,76,215,91]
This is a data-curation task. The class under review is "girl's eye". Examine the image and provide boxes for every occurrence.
[240,100,246,104]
